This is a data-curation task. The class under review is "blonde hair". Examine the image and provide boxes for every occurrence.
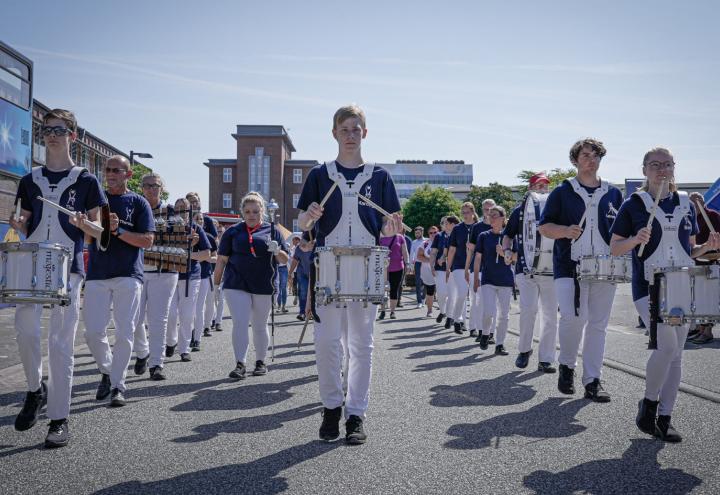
[639,147,678,193]
[240,191,266,218]
[333,104,366,129]
[460,201,479,222]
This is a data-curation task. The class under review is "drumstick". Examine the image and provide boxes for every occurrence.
[696,202,717,235]
[638,180,666,257]
[356,193,412,232]
[496,236,501,262]
[36,196,104,237]
[306,182,338,229]
[570,209,588,246]
[297,316,310,350]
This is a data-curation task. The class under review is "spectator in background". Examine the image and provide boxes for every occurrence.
[379,233,410,320]
[410,226,428,308]
[288,236,314,321]
[417,226,440,317]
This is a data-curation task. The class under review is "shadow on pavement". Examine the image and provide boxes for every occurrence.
[413,352,495,373]
[429,370,539,407]
[407,344,478,360]
[389,335,462,351]
[383,328,445,341]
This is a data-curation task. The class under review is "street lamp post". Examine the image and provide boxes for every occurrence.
[129,150,153,168]
[267,198,279,361]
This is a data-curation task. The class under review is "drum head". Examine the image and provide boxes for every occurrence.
[522,192,549,271]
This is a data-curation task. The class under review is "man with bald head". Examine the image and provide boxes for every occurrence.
[84,155,155,407]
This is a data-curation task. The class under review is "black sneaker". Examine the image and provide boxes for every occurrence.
[478,334,489,350]
[655,415,682,443]
[584,378,611,403]
[319,406,342,441]
[686,327,701,341]
[45,419,69,448]
[96,373,111,401]
[436,313,445,324]
[345,415,367,445]
[636,398,659,435]
[453,322,463,335]
[149,366,166,381]
[444,317,454,330]
[469,329,477,337]
[377,311,386,320]
[495,345,509,356]
[215,323,223,332]
[488,333,495,345]
[515,350,532,368]
[110,388,126,407]
[229,362,246,380]
[191,340,201,352]
[389,311,396,319]
[134,354,149,375]
[253,360,268,376]
[180,353,192,362]
[297,314,306,321]
[165,344,176,357]
[557,364,575,395]
[537,362,557,373]
[203,328,212,337]
[14,382,47,431]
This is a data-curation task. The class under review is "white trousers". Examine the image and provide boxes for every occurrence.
[194,278,210,342]
[469,280,484,331]
[83,277,142,392]
[555,277,616,386]
[434,270,448,314]
[203,280,215,328]
[133,272,178,368]
[166,278,201,355]
[15,273,82,420]
[314,302,377,419]
[224,289,271,364]
[447,269,468,323]
[516,273,558,363]
[481,285,512,346]
[635,296,688,416]
[214,285,225,325]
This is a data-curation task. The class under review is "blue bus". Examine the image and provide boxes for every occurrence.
[0,41,33,239]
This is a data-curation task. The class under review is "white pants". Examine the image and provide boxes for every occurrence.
[214,285,225,325]
[555,277,616,386]
[635,296,688,416]
[434,270,448,314]
[481,284,512,345]
[516,273,558,363]
[194,278,210,342]
[203,279,215,328]
[315,302,377,419]
[83,277,142,392]
[166,278,201,355]
[224,289,271,364]
[15,273,82,420]
[447,269,468,323]
[133,272,178,368]
[469,279,484,331]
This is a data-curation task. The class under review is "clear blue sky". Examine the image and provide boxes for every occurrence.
[2,0,718,202]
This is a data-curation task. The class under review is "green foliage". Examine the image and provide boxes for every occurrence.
[401,185,461,231]
[465,183,517,214]
[515,168,577,196]
[125,162,169,201]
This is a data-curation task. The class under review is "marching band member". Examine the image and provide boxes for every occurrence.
[416,226,440,317]
[214,192,288,380]
[212,222,226,331]
[610,147,719,442]
[84,155,154,407]
[288,235,314,321]
[539,138,623,402]
[465,199,494,337]
[186,192,218,241]
[445,202,479,334]
[10,108,106,447]
[192,212,216,344]
[502,172,558,372]
[431,215,458,324]
[132,173,178,381]
[473,205,516,354]
[297,104,402,444]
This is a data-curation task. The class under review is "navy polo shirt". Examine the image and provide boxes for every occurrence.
[448,222,475,271]
[203,214,218,240]
[539,179,623,279]
[475,230,515,287]
[179,222,211,281]
[17,167,106,277]
[431,231,449,271]
[468,221,491,272]
[218,221,288,295]
[200,235,217,279]
[293,248,313,278]
[296,162,401,248]
[87,191,154,282]
[610,192,698,301]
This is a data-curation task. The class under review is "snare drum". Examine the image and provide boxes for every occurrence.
[576,255,631,283]
[314,245,389,306]
[656,265,720,325]
[0,242,72,305]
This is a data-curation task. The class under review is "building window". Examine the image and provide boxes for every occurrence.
[248,148,270,198]
[222,193,232,209]
[292,193,300,209]
[292,219,299,232]
[223,167,232,183]
[293,169,302,184]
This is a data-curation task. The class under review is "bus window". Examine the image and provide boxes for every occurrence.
[0,50,31,110]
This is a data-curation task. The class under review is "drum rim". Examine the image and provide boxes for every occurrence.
[0,241,72,254]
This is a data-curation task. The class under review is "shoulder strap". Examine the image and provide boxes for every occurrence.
[676,191,690,216]
[632,191,655,213]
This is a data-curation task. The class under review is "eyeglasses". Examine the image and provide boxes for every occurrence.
[487,213,504,219]
[41,126,72,137]
[143,183,161,189]
[646,161,675,171]
[105,167,127,174]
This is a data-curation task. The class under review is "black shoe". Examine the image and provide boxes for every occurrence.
[636,398,659,435]
[191,340,200,352]
[488,333,495,345]
[444,317,454,330]
[637,316,646,329]
[479,334,489,350]
[180,353,192,362]
[229,362,246,380]
[110,388,126,407]
[389,311,396,319]
[453,322,463,335]
[436,313,445,324]
[469,329,477,337]
[203,327,212,337]
[214,324,223,332]
[686,327,701,340]
[149,366,166,381]
[584,378,611,403]
[134,354,149,375]
[297,314,305,321]
[474,332,483,343]
[253,360,268,376]
[14,382,47,431]
[537,362,557,373]
[319,406,342,441]
[345,415,367,445]
[655,415,682,443]
[45,419,69,448]
[377,311,385,320]
[515,350,532,368]
[558,364,575,395]
[96,373,111,401]
[495,345,509,356]
[165,344,176,357]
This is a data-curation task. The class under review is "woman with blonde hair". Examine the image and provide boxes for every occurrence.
[445,202,479,334]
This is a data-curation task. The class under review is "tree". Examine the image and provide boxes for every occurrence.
[465,182,516,214]
[515,167,576,196]
[402,185,461,231]
[126,161,169,201]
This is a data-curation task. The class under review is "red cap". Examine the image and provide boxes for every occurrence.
[529,172,550,186]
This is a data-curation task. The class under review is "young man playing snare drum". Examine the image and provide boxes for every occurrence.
[297,105,402,444]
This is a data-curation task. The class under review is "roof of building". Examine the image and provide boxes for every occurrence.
[231,125,296,152]
[204,158,237,167]
[285,159,320,166]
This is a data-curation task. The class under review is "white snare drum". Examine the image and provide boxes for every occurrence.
[314,245,389,306]
[0,242,72,305]
[576,255,631,283]
[656,265,720,325]
[522,192,554,276]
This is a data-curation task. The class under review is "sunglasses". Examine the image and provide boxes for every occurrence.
[143,183,162,189]
[41,126,72,137]
[105,167,127,174]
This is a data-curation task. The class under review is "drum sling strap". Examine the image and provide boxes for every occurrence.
[648,272,662,350]
[309,259,321,323]
[573,267,581,316]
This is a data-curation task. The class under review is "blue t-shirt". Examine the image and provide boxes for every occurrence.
[16,167,106,277]
[610,192,698,301]
[87,191,154,282]
[293,248,313,278]
[218,221,288,295]
[296,162,401,248]
[179,222,211,281]
[200,235,217,279]
[539,179,623,279]
[431,231,449,271]
[448,222,475,271]
[475,230,515,287]
[468,221,491,273]
[203,214,218,240]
